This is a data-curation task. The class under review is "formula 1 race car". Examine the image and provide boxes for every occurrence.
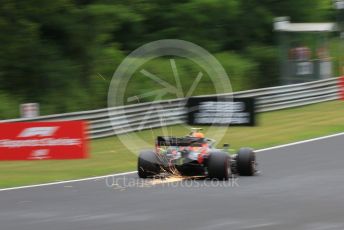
[138,128,257,180]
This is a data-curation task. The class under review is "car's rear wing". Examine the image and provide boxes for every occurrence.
[156,136,205,147]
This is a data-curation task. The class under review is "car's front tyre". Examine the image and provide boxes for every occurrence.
[237,148,256,176]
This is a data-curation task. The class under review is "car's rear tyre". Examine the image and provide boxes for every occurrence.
[138,150,160,178]
[237,148,256,176]
[207,151,231,180]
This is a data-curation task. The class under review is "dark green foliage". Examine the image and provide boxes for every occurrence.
[0,0,330,118]
[245,45,279,88]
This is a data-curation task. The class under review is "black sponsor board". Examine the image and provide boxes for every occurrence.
[187,97,256,126]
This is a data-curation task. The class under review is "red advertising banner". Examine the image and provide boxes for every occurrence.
[339,76,344,101]
[0,121,88,160]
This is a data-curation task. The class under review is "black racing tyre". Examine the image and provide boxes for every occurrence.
[138,150,160,178]
[237,148,256,176]
[207,151,231,180]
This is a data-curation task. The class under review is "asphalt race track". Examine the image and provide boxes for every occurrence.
[1,133,344,230]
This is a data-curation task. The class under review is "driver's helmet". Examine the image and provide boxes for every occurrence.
[192,132,204,138]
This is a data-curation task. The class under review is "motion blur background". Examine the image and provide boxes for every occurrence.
[0,0,338,119]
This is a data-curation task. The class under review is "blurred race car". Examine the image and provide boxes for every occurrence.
[138,128,257,180]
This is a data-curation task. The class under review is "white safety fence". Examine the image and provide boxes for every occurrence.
[1,78,339,139]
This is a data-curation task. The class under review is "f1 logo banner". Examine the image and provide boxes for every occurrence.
[0,121,89,160]
[339,76,344,100]
[187,97,256,126]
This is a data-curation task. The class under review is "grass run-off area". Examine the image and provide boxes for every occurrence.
[1,100,344,188]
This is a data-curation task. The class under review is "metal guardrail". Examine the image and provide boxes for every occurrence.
[1,78,339,139]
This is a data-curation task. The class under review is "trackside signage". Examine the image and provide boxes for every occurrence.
[0,121,88,160]
[339,76,344,100]
[187,97,256,126]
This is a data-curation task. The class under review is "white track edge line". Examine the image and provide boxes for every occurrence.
[0,171,137,192]
[255,132,344,152]
[1,131,344,192]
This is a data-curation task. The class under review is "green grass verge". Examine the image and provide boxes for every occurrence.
[1,100,344,188]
